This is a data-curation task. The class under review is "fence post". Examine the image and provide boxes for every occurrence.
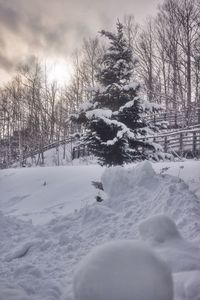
[198,107,200,124]
[153,114,156,125]
[164,136,168,152]
[180,133,183,154]
[193,131,197,154]
[174,113,177,128]
[71,137,73,160]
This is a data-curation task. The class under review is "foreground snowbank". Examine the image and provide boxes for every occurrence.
[152,160,200,200]
[0,283,28,300]
[102,161,200,240]
[139,215,200,300]
[0,161,200,299]
[74,240,173,300]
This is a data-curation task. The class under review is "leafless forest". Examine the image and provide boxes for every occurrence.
[0,0,200,166]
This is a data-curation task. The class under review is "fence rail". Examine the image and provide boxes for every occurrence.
[69,128,200,160]
[147,108,200,129]
[10,128,200,164]
[147,128,200,157]
[22,136,76,160]
[1,108,200,168]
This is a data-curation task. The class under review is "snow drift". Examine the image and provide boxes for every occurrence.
[73,240,173,300]
[101,161,200,240]
[139,214,182,244]
[0,283,28,300]
[0,161,200,300]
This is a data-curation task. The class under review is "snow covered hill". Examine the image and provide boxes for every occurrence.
[0,165,102,224]
[0,160,200,300]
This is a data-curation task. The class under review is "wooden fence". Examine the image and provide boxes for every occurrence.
[15,127,200,163]
[145,128,200,157]
[147,108,200,129]
[1,108,200,168]
[72,128,200,159]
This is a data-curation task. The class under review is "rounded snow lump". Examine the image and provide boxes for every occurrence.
[73,240,173,300]
[139,215,181,244]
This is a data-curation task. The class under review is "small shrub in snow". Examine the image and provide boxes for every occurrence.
[178,165,184,178]
[73,240,173,300]
[96,195,103,202]
[160,166,170,175]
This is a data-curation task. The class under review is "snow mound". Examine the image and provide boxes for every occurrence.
[5,241,34,262]
[81,205,114,224]
[139,215,200,273]
[73,240,173,300]
[101,161,155,198]
[101,162,200,240]
[0,283,28,300]
[139,215,181,244]
[0,211,33,240]
[174,271,200,300]
[1,162,200,300]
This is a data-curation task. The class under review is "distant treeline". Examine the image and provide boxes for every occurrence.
[0,0,199,165]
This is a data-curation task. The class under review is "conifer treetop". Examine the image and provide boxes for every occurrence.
[97,21,134,87]
[72,21,167,166]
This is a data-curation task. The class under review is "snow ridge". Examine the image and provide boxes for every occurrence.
[0,162,200,300]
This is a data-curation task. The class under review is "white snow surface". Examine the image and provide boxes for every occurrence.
[73,240,173,300]
[0,160,200,300]
[86,108,112,120]
[0,165,103,224]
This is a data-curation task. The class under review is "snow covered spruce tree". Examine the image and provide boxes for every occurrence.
[72,21,164,166]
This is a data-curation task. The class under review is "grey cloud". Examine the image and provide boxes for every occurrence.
[0,0,160,75]
[0,2,21,32]
[0,36,5,49]
[0,52,13,71]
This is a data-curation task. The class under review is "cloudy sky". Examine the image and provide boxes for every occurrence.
[0,0,161,83]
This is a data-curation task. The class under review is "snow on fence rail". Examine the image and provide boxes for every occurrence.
[147,108,200,129]
[22,137,74,160]
[1,108,200,168]
[21,127,200,163]
[146,128,200,157]
[68,128,200,160]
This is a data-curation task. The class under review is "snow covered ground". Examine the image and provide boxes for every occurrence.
[0,165,102,224]
[0,160,200,300]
